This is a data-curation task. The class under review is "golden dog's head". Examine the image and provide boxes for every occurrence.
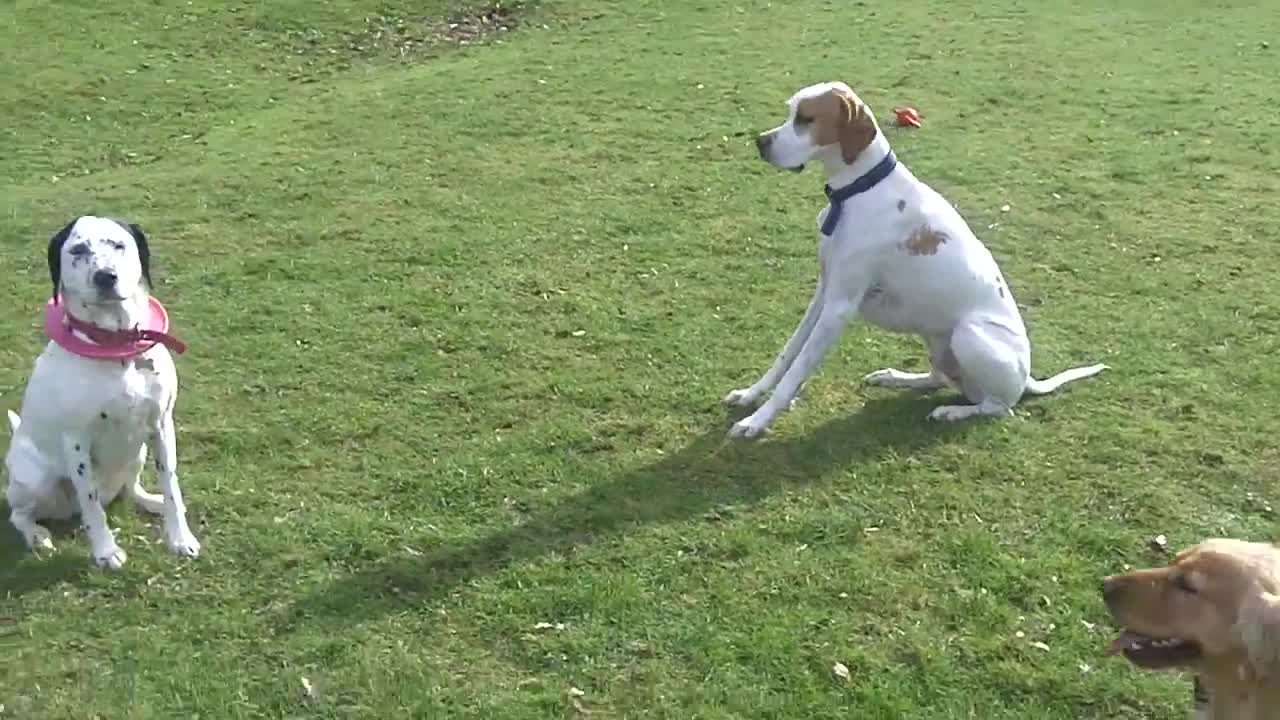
[1103,539,1280,678]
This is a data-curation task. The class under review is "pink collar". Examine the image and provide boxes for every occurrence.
[44,296,188,360]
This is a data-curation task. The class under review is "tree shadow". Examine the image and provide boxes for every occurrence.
[282,392,977,629]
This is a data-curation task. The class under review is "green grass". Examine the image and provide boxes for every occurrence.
[2,0,1278,717]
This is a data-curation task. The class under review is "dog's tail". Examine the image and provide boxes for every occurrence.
[1024,363,1108,396]
[6,410,19,434]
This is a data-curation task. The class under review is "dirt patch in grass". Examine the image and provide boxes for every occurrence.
[284,1,534,78]
[358,0,530,57]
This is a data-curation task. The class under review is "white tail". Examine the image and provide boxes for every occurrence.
[6,410,19,433]
[1024,363,1108,395]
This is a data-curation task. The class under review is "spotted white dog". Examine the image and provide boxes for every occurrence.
[4,215,199,569]
[724,81,1106,438]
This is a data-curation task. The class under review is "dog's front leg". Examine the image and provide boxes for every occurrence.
[62,436,127,570]
[729,277,869,440]
[724,277,826,409]
[149,407,201,558]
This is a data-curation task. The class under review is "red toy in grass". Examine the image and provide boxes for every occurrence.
[893,106,923,128]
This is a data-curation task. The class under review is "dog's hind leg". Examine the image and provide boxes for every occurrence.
[864,335,956,391]
[5,450,65,552]
[9,497,55,552]
[864,369,948,389]
[926,320,1026,422]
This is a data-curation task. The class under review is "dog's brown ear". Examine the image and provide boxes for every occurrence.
[836,91,878,164]
[1239,591,1280,676]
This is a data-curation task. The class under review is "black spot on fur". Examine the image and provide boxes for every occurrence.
[74,444,80,451]
[87,491,97,503]
[100,412,108,419]
[69,243,90,268]
[77,464,85,476]
[897,199,906,212]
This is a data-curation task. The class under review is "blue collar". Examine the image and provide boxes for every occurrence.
[821,150,898,236]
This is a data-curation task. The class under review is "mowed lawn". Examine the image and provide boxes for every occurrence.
[2,0,1278,717]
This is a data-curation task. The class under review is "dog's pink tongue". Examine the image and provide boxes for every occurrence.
[1107,631,1143,656]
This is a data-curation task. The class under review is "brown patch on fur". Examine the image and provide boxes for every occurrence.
[796,87,879,164]
[897,199,906,212]
[900,226,949,256]
[1103,539,1280,719]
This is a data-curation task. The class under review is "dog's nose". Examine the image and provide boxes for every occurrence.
[755,133,773,156]
[1102,576,1122,603]
[92,270,118,290]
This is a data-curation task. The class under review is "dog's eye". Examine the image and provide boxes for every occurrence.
[1173,575,1198,594]
[108,241,126,251]
[794,114,813,125]
[69,244,89,256]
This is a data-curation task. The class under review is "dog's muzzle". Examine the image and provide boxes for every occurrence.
[755,132,803,172]
[93,270,118,290]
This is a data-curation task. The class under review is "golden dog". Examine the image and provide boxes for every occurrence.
[1103,538,1280,719]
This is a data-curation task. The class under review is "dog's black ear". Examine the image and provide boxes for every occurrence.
[129,223,152,287]
[47,217,80,299]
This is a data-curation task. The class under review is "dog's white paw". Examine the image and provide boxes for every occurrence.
[167,527,201,559]
[728,413,772,440]
[865,368,947,391]
[25,525,55,553]
[928,405,968,422]
[93,545,128,571]
[928,402,1011,422]
[722,387,763,409]
[864,369,902,387]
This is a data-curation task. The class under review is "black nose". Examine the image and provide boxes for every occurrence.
[756,133,773,156]
[92,270,118,290]
[1102,576,1121,603]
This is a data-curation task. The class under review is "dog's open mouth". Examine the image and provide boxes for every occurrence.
[1107,630,1202,669]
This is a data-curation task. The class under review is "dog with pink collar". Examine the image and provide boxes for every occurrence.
[4,215,198,570]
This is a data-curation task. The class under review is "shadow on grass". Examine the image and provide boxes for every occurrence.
[0,510,90,597]
[283,392,975,627]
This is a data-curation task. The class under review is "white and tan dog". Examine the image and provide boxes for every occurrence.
[723,81,1106,438]
[5,215,199,569]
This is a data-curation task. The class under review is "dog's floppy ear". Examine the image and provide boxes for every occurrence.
[129,223,152,287]
[47,217,80,299]
[1238,591,1280,677]
[835,90,878,165]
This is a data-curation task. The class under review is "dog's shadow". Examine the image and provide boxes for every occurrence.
[0,514,92,596]
[281,392,975,629]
